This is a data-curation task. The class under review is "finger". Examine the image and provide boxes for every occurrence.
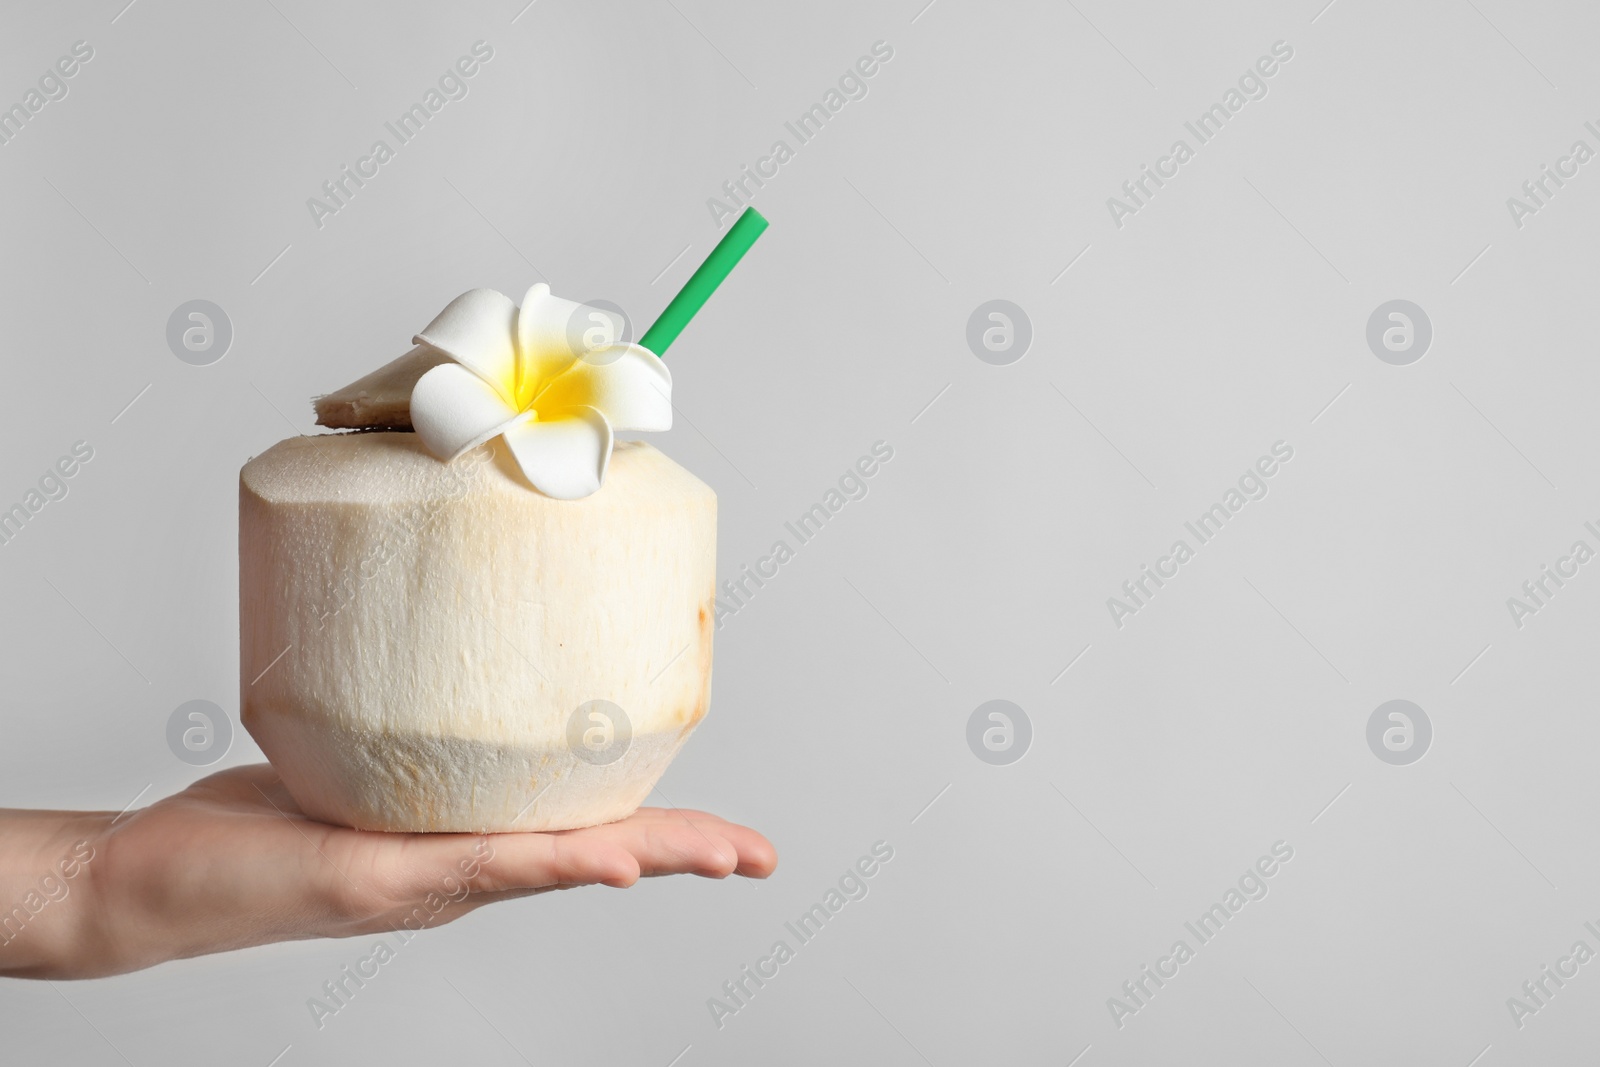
[667,818,776,878]
[554,819,743,879]
[378,818,756,914]
[637,827,741,879]
[636,817,743,878]
[364,832,642,901]
[721,827,777,878]
[620,809,778,877]
[502,834,642,889]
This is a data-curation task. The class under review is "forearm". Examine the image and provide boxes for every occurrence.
[0,810,112,979]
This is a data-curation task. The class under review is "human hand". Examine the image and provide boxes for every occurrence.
[0,764,775,979]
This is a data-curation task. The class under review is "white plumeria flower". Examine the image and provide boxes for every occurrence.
[409,284,671,499]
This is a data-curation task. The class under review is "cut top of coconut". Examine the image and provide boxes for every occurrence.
[313,345,449,431]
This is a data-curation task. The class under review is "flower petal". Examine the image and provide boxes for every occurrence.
[534,343,672,431]
[411,363,525,461]
[502,406,614,500]
[515,283,625,404]
[414,288,519,404]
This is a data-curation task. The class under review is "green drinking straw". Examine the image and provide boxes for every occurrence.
[639,207,768,357]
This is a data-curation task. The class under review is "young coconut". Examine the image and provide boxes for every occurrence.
[240,431,715,833]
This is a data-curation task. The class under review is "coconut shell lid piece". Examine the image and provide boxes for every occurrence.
[312,345,449,431]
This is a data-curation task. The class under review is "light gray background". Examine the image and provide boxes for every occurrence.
[1,0,1595,1063]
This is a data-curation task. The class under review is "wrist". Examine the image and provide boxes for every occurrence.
[0,811,114,978]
